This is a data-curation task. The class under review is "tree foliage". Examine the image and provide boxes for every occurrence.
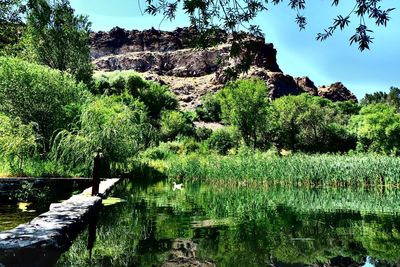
[0,113,38,172]
[51,95,154,175]
[22,0,93,84]
[271,94,356,152]
[350,103,400,155]
[361,87,400,111]
[207,127,241,154]
[0,57,88,148]
[217,79,269,148]
[196,93,221,122]
[159,110,194,141]
[93,71,179,120]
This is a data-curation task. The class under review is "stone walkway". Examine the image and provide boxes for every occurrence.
[0,178,120,267]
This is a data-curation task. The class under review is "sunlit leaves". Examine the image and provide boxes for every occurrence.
[350,103,400,154]
[0,113,38,171]
[24,0,93,83]
[51,95,154,175]
[0,57,88,147]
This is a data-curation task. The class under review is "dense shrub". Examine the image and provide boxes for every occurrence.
[140,83,179,119]
[271,94,355,153]
[196,127,213,141]
[0,113,38,172]
[207,127,241,154]
[177,137,200,154]
[93,71,178,119]
[51,95,154,175]
[196,93,221,122]
[350,103,400,154]
[140,142,176,160]
[0,57,88,148]
[160,110,194,141]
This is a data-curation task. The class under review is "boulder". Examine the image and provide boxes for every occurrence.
[318,82,357,102]
[267,72,303,99]
[295,76,318,96]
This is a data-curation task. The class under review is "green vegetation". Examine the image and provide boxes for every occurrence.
[2,2,400,266]
[218,79,269,148]
[361,87,400,110]
[195,93,221,122]
[0,114,38,174]
[206,127,240,154]
[51,95,154,175]
[0,0,399,184]
[0,57,88,149]
[22,0,93,84]
[143,150,400,187]
[93,71,179,120]
[57,179,400,266]
[271,94,357,152]
[350,103,400,154]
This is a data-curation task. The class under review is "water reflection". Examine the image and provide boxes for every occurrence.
[57,179,400,266]
[87,214,98,260]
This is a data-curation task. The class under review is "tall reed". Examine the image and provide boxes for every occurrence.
[157,153,400,187]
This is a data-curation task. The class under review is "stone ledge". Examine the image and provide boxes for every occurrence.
[0,178,121,267]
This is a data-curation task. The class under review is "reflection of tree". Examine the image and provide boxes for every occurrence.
[58,179,400,266]
[353,218,400,263]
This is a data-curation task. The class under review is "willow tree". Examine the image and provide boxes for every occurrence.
[51,95,155,175]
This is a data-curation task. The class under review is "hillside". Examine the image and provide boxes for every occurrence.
[90,27,357,109]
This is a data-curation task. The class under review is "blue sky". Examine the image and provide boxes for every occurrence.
[70,0,400,99]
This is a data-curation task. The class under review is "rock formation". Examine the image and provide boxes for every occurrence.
[318,82,357,102]
[90,27,357,109]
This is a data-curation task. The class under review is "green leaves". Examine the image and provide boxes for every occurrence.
[160,110,194,141]
[0,113,38,172]
[23,0,93,84]
[0,57,88,148]
[51,95,154,175]
[350,103,400,155]
[93,71,179,120]
[271,94,356,152]
[217,79,270,148]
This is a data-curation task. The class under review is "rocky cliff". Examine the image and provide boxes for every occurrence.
[90,27,357,109]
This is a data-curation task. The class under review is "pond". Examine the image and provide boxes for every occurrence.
[0,178,92,231]
[56,178,400,266]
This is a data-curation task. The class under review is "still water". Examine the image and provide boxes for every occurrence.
[0,178,91,231]
[57,179,400,267]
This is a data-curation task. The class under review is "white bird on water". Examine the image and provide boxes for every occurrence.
[173,181,183,191]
